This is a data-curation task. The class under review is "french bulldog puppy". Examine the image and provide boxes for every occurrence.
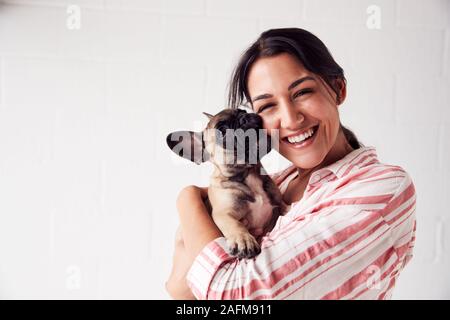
[166,108,287,259]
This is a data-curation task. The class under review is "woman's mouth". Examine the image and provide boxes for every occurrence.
[281,125,319,149]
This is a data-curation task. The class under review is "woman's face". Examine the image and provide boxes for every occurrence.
[247,53,345,169]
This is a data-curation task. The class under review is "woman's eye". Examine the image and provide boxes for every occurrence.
[293,88,313,99]
[258,103,275,113]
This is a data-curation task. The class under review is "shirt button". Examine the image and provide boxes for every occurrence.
[310,174,321,184]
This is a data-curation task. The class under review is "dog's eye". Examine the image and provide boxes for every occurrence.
[217,125,227,132]
[238,116,250,128]
[238,114,262,130]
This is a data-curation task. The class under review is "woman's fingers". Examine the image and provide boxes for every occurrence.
[176,185,200,208]
[178,185,208,197]
[176,185,211,218]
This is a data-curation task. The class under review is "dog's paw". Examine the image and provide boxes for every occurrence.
[226,232,261,259]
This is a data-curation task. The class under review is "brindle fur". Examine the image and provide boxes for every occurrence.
[167,109,287,259]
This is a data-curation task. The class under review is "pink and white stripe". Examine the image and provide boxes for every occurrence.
[186,146,417,300]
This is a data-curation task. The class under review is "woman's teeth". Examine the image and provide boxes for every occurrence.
[286,127,316,144]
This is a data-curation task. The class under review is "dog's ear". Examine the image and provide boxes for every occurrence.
[202,112,214,120]
[166,131,209,165]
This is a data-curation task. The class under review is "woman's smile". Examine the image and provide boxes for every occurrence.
[281,124,319,149]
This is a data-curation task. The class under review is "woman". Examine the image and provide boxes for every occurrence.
[166,28,416,300]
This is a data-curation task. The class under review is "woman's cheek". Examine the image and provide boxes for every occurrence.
[310,98,339,127]
[303,95,328,116]
[262,117,278,131]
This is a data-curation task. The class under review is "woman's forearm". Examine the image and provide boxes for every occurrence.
[166,236,197,300]
[176,186,223,261]
[166,186,222,299]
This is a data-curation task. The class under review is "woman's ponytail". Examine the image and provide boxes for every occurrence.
[340,124,361,149]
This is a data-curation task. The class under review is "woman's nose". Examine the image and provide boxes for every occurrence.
[279,99,304,130]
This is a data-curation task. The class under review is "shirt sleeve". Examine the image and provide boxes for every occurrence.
[186,171,416,300]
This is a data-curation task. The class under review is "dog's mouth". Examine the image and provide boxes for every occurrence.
[213,136,263,166]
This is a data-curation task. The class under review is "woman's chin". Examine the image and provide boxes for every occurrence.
[293,158,322,170]
[282,147,326,170]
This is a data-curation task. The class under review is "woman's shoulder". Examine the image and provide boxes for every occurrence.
[342,156,416,207]
[359,158,413,188]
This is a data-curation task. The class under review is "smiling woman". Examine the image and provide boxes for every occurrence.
[166,28,416,300]
[246,53,351,171]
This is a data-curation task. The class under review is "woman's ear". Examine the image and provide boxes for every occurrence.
[335,78,347,105]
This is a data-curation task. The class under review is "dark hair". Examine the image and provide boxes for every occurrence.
[227,28,361,149]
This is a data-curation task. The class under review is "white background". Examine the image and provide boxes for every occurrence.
[0,0,449,299]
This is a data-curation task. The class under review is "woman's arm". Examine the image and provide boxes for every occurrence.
[166,185,222,299]
[176,186,223,260]
[165,226,196,299]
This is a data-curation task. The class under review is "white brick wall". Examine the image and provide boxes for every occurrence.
[0,0,449,299]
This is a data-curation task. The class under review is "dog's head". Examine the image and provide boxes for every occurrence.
[166,109,272,166]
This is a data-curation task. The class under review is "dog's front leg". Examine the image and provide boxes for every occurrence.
[212,211,260,259]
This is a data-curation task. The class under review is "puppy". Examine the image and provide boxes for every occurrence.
[166,108,287,258]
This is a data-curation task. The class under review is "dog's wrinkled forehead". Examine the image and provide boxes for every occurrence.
[206,109,262,132]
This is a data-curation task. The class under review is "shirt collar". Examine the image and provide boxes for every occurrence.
[311,146,379,183]
[277,146,379,188]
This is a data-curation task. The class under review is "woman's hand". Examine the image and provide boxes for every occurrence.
[176,185,208,213]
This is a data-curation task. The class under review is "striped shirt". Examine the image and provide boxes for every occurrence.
[186,146,417,300]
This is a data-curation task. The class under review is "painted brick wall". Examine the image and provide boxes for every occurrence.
[0,0,449,299]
